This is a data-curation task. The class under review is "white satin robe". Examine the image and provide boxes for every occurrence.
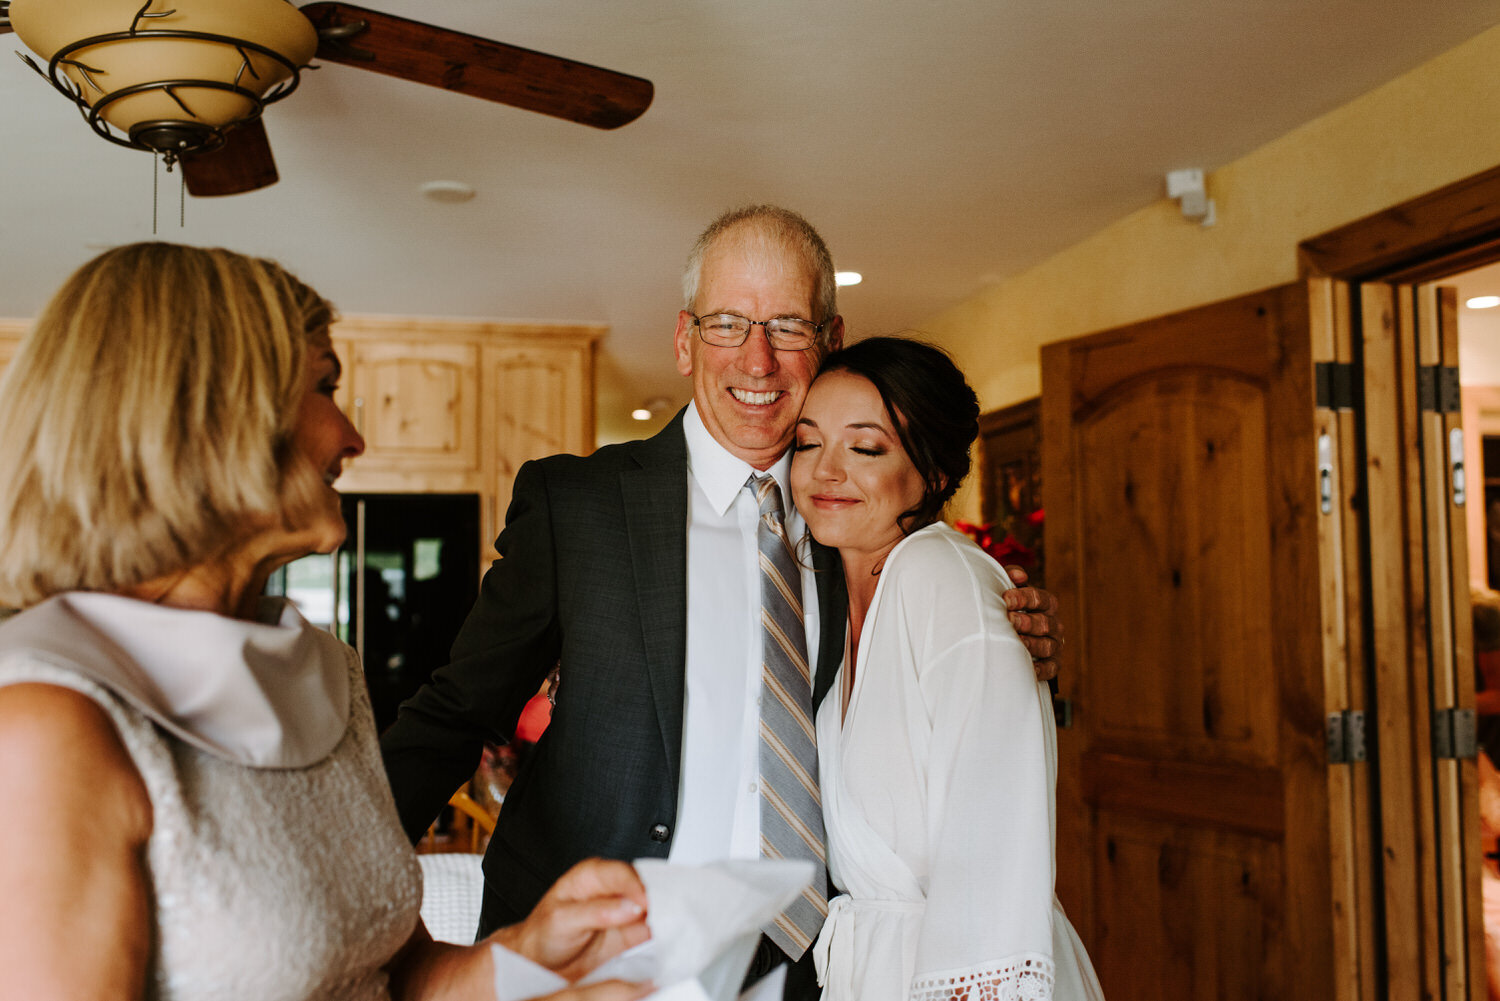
[811,523,1104,1001]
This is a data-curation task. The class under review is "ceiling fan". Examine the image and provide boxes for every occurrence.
[1,0,654,196]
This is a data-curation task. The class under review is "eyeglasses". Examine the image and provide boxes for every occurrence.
[691,313,824,350]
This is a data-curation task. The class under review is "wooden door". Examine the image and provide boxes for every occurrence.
[1311,278,1380,1001]
[1041,282,1350,999]
[1356,280,1482,1000]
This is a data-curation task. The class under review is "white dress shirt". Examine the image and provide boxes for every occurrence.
[669,401,822,864]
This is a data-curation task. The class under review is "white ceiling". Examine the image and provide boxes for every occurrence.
[4,1,1498,443]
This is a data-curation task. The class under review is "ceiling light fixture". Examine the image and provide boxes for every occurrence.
[1466,295,1500,310]
[632,396,672,421]
[835,271,863,287]
[9,0,318,167]
[420,180,476,204]
[5,1,654,199]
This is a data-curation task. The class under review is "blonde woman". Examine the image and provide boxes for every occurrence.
[0,243,650,1001]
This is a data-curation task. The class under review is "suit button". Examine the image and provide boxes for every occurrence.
[649,823,670,842]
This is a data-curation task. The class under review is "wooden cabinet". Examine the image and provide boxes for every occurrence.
[337,337,482,491]
[482,341,593,542]
[330,316,600,561]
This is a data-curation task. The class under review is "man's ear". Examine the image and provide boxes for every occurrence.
[824,315,846,352]
[674,311,696,376]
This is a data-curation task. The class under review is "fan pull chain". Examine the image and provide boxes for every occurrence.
[149,154,188,233]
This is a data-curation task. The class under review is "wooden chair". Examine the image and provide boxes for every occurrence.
[419,786,496,854]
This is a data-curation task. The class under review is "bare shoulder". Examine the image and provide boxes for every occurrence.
[0,682,151,837]
[0,681,127,755]
[0,681,154,997]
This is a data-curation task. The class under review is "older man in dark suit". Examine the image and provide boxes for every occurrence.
[380,206,1060,1000]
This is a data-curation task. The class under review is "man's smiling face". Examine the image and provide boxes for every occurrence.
[673,228,841,470]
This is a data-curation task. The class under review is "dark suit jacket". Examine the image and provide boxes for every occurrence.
[380,411,848,927]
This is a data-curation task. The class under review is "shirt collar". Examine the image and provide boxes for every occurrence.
[684,400,796,518]
[0,593,350,769]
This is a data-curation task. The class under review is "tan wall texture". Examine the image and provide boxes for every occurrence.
[926,24,1500,520]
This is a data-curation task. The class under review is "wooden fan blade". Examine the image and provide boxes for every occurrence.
[300,2,653,130]
[180,119,279,197]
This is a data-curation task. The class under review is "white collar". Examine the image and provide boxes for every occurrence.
[683,400,796,517]
[0,593,350,769]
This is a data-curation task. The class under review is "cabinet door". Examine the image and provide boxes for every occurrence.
[482,342,593,547]
[341,339,481,492]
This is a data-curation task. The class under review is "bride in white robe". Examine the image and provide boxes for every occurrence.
[790,339,1104,1001]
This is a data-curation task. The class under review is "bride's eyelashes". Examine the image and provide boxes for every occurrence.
[793,440,888,457]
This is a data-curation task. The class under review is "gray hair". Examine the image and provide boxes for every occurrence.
[681,205,838,332]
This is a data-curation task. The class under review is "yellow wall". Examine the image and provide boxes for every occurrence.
[923,25,1500,519]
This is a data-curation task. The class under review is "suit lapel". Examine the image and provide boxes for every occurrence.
[620,414,690,793]
[811,540,846,710]
[617,412,847,770]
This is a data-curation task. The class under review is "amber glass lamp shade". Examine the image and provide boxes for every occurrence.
[10,0,318,154]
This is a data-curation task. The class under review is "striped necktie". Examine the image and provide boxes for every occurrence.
[748,473,829,958]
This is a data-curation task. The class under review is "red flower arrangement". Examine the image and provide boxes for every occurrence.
[953,512,1043,569]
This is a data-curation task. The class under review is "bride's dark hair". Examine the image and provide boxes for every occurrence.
[813,336,980,532]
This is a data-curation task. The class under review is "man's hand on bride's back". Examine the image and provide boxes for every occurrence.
[491,858,651,982]
[1002,564,1063,682]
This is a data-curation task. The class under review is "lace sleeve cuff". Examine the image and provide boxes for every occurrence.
[911,951,1056,1001]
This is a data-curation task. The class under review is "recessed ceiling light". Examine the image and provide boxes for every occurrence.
[835,271,862,287]
[632,396,672,421]
[1466,295,1500,310]
[419,180,476,204]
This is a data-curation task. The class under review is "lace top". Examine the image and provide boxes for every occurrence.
[910,955,1056,1001]
[0,596,423,1001]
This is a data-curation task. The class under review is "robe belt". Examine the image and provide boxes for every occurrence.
[812,893,924,987]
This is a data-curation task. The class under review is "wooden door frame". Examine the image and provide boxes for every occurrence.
[1299,164,1500,282]
[1302,163,1500,1001]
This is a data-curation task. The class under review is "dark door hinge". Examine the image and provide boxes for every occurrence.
[1433,707,1477,760]
[1327,710,1367,764]
[1315,362,1359,411]
[1418,365,1461,413]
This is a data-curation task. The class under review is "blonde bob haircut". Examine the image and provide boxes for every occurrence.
[0,242,334,608]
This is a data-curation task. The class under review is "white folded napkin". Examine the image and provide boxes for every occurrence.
[491,858,814,1001]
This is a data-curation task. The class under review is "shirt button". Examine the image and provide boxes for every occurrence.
[649,823,671,842]
[749,781,758,794]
